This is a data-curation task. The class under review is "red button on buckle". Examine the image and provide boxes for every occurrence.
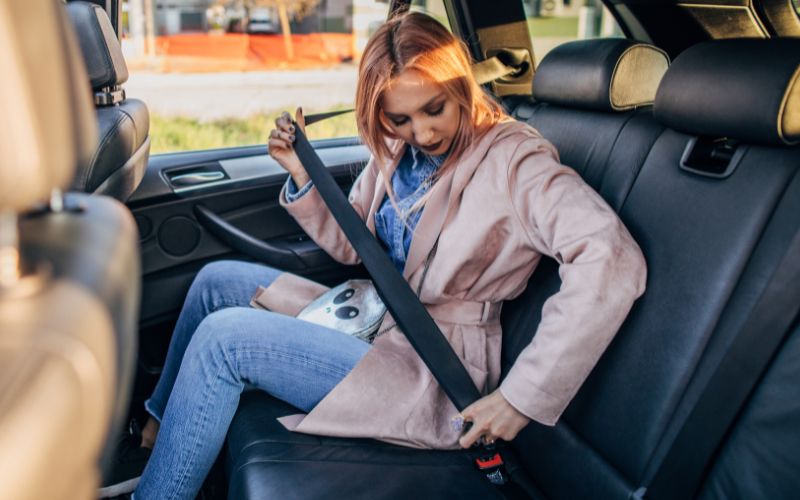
[475,453,504,470]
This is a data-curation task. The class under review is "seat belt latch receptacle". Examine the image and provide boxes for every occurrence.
[475,452,510,485]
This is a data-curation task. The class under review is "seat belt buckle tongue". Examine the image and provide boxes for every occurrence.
[475,452,509,485]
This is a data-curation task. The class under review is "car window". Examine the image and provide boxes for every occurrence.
[523,0,622,65]
[122,1,449,154]
[410,0,450,29]
[794,0,800,17]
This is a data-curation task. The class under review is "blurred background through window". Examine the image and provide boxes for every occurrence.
[122,0,618,154]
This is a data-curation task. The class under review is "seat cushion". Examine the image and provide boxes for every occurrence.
[226,391,542,499]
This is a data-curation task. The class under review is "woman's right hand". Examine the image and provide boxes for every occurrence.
[268,108,310,187]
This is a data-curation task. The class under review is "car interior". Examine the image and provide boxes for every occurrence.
[1,0,798,498]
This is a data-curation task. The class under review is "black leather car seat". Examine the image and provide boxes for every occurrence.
[65,1,150,202]
[646,39,800,500]
[502,38,800,499]
[0,0,139,496]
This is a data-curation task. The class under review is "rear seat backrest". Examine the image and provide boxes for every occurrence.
[652,39,800,499]
[505,39,667,362]
[513,39,667,210]
[504,38,800,499]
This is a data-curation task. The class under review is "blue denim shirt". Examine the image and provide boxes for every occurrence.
[286,146,446,272]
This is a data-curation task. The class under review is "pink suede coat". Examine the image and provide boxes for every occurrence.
[251,120,647,449]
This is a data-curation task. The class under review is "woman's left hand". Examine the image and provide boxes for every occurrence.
[458,389,530,448]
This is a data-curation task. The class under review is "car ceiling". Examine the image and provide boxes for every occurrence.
[456,0,799,61]
[608,0,800,57]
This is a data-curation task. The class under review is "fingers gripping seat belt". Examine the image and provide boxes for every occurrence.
[291,127,534,499]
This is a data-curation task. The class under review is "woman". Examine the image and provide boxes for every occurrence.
[118,12,646,500]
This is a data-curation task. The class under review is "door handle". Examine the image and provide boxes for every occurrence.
[170,171,226,187]
[194,204,306,270]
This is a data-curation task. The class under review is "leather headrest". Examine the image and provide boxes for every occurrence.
[532,39,669,112]
[66,1,129,90]
[0,0,97,212]
[654,39,800,146]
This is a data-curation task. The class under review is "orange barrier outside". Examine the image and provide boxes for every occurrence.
[147,33,355,72]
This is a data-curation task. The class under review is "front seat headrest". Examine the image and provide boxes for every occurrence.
[66,1,129,93]
[0,0,97,212]
[654,38,800,146]
[532,38,670,112]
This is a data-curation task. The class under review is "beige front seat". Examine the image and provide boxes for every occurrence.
[0,0,128,498]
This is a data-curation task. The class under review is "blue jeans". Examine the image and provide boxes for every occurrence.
[134,261,371,500]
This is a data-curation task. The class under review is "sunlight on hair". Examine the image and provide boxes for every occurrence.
[408,40,473,85]
[354,12,509,220]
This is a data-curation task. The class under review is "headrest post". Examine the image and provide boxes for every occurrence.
[0,210,20,288]
[94,85,126,107]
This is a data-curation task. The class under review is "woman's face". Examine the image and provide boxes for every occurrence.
[380,68,461,156]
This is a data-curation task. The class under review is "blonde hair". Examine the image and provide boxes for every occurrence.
[355,12,507,215]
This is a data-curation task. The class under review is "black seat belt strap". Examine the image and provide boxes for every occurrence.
[645,230,800,499]
[292,127,481,412]
[291,127,532,499]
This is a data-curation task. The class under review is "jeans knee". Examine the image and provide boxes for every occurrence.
[189,260,281,300]
[197,307,242,341]
[187,308,242,359]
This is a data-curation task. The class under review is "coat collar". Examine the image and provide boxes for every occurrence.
[361,120,523,280]
[364,142,404,233]
[402,120,522,280]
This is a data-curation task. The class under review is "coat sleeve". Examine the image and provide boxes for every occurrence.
[498,137,647,426]
[279,156,380,265]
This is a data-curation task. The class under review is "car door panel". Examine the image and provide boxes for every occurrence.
[129,139,370,370]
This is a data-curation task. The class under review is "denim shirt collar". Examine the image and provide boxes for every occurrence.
[409,146,447,170]
[372,145,448,272]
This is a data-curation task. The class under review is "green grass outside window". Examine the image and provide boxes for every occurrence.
[150,108,359,154]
